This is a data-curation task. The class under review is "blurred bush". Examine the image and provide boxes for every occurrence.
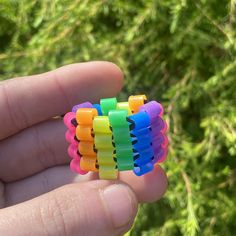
[0,0,236,235]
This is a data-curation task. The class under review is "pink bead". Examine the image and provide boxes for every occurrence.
[65,130,77,144]
[156,149,168,163]
[159,105,164,117]
[161,121,168,133]
[162,135,169,148]
[63,112,76,131]
[67,144,80,159]
[70,159,88,175]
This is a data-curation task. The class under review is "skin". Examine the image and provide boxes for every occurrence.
[0,61,168,236]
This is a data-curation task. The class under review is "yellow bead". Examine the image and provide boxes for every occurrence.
[117,102,132,115]
[97,150,116,166]
[99,167,118,180]
[93,116,111,133]
[94,134,113,149]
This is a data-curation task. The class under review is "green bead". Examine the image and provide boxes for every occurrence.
[117,162,134,171]
[100,97,117,115]
[112,128,131,144]
[116,151,134,170]
[108,109,128,127]
[109,110,134,170]
[116,145,134,170]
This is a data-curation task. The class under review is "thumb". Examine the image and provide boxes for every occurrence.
[0,180,138,236]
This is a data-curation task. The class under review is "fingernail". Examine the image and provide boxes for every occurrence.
[102,184,137,228]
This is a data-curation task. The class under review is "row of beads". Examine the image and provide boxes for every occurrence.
[64,95,168,179]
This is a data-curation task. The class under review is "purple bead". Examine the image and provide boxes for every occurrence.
[152,134,165,147]
[139,101,163,123]
[152,147,166,164]
[72,102,93,113]
[157,149,168,163]
[151,117,165,133]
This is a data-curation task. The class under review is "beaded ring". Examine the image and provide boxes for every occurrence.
[64,95,168,180]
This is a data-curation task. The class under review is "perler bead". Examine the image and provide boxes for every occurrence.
[109,109,134,171]
[93,116,117,179]
[76,108,98,172]
[64,95,168,180]
[128,111,154,176]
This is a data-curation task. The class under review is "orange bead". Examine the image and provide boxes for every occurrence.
[76,108,98,125]
[76,126,94,141]
[128,95,147,113]
[79,141,96,156]
[80,156,98,172]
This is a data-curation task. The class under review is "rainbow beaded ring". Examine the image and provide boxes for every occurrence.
[64,95,168,179]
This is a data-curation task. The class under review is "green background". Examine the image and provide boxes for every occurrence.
[1,0,236,235]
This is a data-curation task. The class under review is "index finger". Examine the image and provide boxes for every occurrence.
[0,61,123,140]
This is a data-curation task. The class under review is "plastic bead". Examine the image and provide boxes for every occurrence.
[117,102,132,115]
[139,101,163,121]
[139,101,168,164]
[94,134,113,149]
[76,126,94,141]
[128,111,150,130]
[157,149,168,163]
[109,110,134,170]
[76,108,98,172]
[133,147,154,166]
[93,116,111,133]
[63,112,76,131]
[80,156,98,172]
[93,104,102,115]
[133,162,154,176]
[129,111,154,176]
[67,143,80,159]
[70,158,89,175]
[65,129,77,144]
[128,95,147,113]
[100,97,117,115]
[76,108,98,125]
[72,102,93,113]
[93,116,117,179]
[78,141,96,156]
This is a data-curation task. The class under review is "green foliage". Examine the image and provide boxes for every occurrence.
[0,0,236,235]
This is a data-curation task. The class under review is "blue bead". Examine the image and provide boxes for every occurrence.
[134,147,154,166]
[129,112,151,130]
[133,162,154,176]
[93,104,102,116]
[132,133,152,150]
[131,127,150,137]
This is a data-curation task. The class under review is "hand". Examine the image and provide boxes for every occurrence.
[0,61,168,236]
